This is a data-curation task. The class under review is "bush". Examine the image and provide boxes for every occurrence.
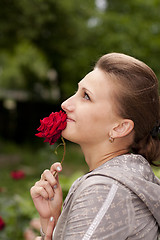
[0,140,86,240]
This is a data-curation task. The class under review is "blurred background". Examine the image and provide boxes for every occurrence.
[0,0,160,239]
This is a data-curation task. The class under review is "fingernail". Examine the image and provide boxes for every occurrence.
[57,166,61,171]
[53,184,57,189]
[50,216,54,222]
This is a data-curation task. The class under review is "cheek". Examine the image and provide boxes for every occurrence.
[78,111,108,135]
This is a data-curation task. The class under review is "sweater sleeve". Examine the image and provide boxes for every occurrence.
[63,178,135,240]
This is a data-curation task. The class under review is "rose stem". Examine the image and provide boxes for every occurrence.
[53,137,66,177]
[60,136,66,165]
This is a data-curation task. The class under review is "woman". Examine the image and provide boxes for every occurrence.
[31,53,160,240]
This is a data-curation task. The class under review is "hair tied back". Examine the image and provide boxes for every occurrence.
[150,124,160,139]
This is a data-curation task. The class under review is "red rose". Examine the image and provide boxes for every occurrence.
[35,110,67,145]
[10,170,25,180]
[0,216,5,230]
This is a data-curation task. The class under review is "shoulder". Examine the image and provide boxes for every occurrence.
[74,174,133,205]
[71,175,136,229]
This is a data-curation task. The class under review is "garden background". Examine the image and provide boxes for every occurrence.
[0,0,160,239]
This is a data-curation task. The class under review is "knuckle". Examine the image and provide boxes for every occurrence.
[30,186,34,194]
[43,181,49,187]
[43,169,50,175]
[55,162,60,165]
[52,179,57,186]
[35,181,40,186]
[51,162,59,169]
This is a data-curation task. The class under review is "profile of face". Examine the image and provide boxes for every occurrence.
[61,68,122,146]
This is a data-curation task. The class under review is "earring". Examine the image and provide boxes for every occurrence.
[109,136,114,143]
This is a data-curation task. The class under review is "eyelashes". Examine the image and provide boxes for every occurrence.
[84,92,90,100]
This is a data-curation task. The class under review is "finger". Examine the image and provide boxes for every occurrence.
[24,227,36,240]
[40,180,55,199]
[36,178,58,198]
[50,162,62,175]
[30,185,49,200]
[41,169,50,180]
[40,170,58,187]
[34,178,58,200]
[30,218,41,230]
[35,181,55,200]
[35,237,42,240]
[45,217,55,240]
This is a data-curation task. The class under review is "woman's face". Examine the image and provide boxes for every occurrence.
[61,68,120,146]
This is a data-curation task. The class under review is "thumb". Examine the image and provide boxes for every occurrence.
[45,217,55,240]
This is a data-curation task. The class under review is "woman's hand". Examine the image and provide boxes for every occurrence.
[30,162,63,220]
[35,217,55,240]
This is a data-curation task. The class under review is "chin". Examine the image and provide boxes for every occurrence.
[61,129,72,141]
[61,130,79,144]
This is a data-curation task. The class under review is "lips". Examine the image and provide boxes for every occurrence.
[67,117,75,122]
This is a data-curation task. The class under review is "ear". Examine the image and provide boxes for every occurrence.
[111,119,134,139]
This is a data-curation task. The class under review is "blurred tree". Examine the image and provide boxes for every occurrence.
[0,42,48,89]
[0,0,96,99]
[0,0,160,100]
[97,0,160,78]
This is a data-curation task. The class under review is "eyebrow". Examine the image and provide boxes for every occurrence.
[78,83,94,96]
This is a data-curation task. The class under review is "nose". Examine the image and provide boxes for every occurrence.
[61,95,75,112]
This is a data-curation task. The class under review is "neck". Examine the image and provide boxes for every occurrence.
[80,142,129,171]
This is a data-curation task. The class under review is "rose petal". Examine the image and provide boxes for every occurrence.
[35,110,67,145]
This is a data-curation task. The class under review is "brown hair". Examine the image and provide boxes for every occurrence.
[96,53,160,165]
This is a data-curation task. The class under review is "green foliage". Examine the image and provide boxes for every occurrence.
[152,165,160,179]
[0,194,36,240]
[0,41,49,90]
[1,0,159,100]
[0,140,86,239]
